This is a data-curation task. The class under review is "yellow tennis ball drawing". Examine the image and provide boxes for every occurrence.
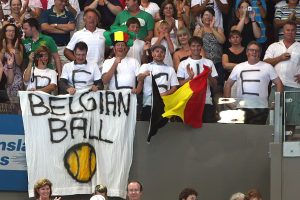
[64,143,96,183]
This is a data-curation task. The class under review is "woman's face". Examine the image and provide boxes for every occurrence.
[11,0,21,14]
[5,26,16,40]
[178,32,189,45]
[163,3,174,17]
[202,11,213,25]
[37,185,51,199]
[238,2,249,16]
[37,51,49,67]
[229,34,242,45]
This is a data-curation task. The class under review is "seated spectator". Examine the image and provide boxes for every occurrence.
[274,0,300,41]
[23,46,57,93]
[138,44,178,121]
[230,192,245,200]
[60,41,102,95]
[178,188,198,200]
[90,184,107,200]
[34,178,61,200]
[173,27,191,71]
[230,0,261,47]
[110,0,154,41]
[84,0,122,30]
[139,0,160,20]
[151,20,174,67]
[22,18,62,76]
[64,8,106,67]
[222,30,247,81]
[0,23,23,99]
[244,189,262,200]
[177,36,218,123]
[102,30,142,93]
[0,55,14,102]
[40,0,76,66]
[47,0,80,18]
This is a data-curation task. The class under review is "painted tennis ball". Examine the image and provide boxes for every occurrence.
[64,143,96,183]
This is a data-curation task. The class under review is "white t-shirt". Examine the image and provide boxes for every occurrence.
[102,57,140,90]
[229,61,279,108]
[139,62,179,106]
[60,61,102,89]
[127,39,145,64]
[139,2,159,18]
[191,0,227,28]
[66,28,106,67]
[25,68,57,90]
[151,37,174,67]
[264,40,300,88]
[177,57,218,105]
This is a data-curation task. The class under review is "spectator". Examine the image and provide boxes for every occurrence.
[174,0,190,29]
[111,0,154,41]
[0,54,14,102]
[173,27,191,71]
[274,0,300,41]
[84,0,122,30]
[138,44,178,121]
[224,41,283,124]
[91,184,108,200]
[33,178,61,200]
[222,30,247,81]
[40,0,76,66]
[64,8,106,67]
[47,0,80,18]
[151,20,175,67]
[0,23,24,99]
[178,188,198,200]
[177,36,218,123]
[231,0,261,47]
[102,30,142,93]
[230,192,245,200]
[244,189,262,200]
[191,0,229,29]
[139,0,159,20]
[264,21,300,137]
[23,18,62,75]
[0,0,10,17]
[22,0,43,19]
[60,41,102,94]
[1,0,25,32]
[127,181,143,200]
[23,46,57,93]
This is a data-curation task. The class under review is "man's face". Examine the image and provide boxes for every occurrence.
[114,42,129,57]
[74,48,87,64]
[189,42,202,56]
[84,11,98,29]
[246,44,261,62]
[54,0,67,11]
[128,23,140,34]
[126,0,137,10]
[151,48,166,62]
[127,182,142,200]
[22,23,33,37]
[283,24,296,41]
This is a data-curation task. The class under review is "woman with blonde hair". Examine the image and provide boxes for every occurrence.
[230,192,245,200]
[34,178,61,200]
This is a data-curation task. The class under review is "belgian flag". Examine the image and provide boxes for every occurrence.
[147,66,210,142]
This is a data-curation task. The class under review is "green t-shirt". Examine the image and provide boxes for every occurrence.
[111,10,154,40]
[22,33,58,69]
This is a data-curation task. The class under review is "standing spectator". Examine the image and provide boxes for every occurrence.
[0,23,24,99]
[224,41,283,124]
[0,0,10,17]
[173,27,191,71]
[274,0,300,41]
[22,18,62,76]
[264,21,300,137]
[230,0,261,47]
[139,0,160,20]
[111,0,154,41]
[47,0,80,18]
[1,0,25,33]
[177,36,218,123]
[40,0,76,66]
[102,30,142,93]
[23,46,57,93]
[0,54,14,102]
[178,188,198,200]
[191,0,229,29]
[64,8,106,67]
[138,44,178,121]
[85,0,122,30]
[60,41,102,94]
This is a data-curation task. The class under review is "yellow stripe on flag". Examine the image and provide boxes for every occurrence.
[114,31,124,42]
[162,82,193,121]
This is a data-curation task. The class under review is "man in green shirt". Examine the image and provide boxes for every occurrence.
[110,0,154,41]
[22,18,62,76]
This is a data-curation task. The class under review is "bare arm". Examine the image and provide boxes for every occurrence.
[144,30,154,42]
[160,85,177,96]
[66,2,77,17]
[215,0,229,14]
[191,0,209,17]
[223,78,235,97]
[41,23,67,34]
[272,77,283,93]
[64,48,75,62]
[53,52,62,77]
[222,54,237,70]
[264,53,290,66]
[102,58,120,84]
[38,83,57,93]
[23,52,34,82]
[212,27,226,44]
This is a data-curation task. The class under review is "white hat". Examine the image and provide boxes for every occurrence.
[90,195,105,200]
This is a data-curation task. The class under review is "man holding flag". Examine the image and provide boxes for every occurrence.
[177,36,218,123]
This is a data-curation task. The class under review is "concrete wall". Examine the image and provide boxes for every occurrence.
[1,122,273,200]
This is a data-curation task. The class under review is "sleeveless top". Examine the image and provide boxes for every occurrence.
[202,31,223,64]
[223,47,247,79]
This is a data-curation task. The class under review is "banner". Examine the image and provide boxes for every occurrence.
[19,89,137,198]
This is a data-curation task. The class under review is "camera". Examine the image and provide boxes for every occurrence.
[34,53,42,60]
[247,6,253,12]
